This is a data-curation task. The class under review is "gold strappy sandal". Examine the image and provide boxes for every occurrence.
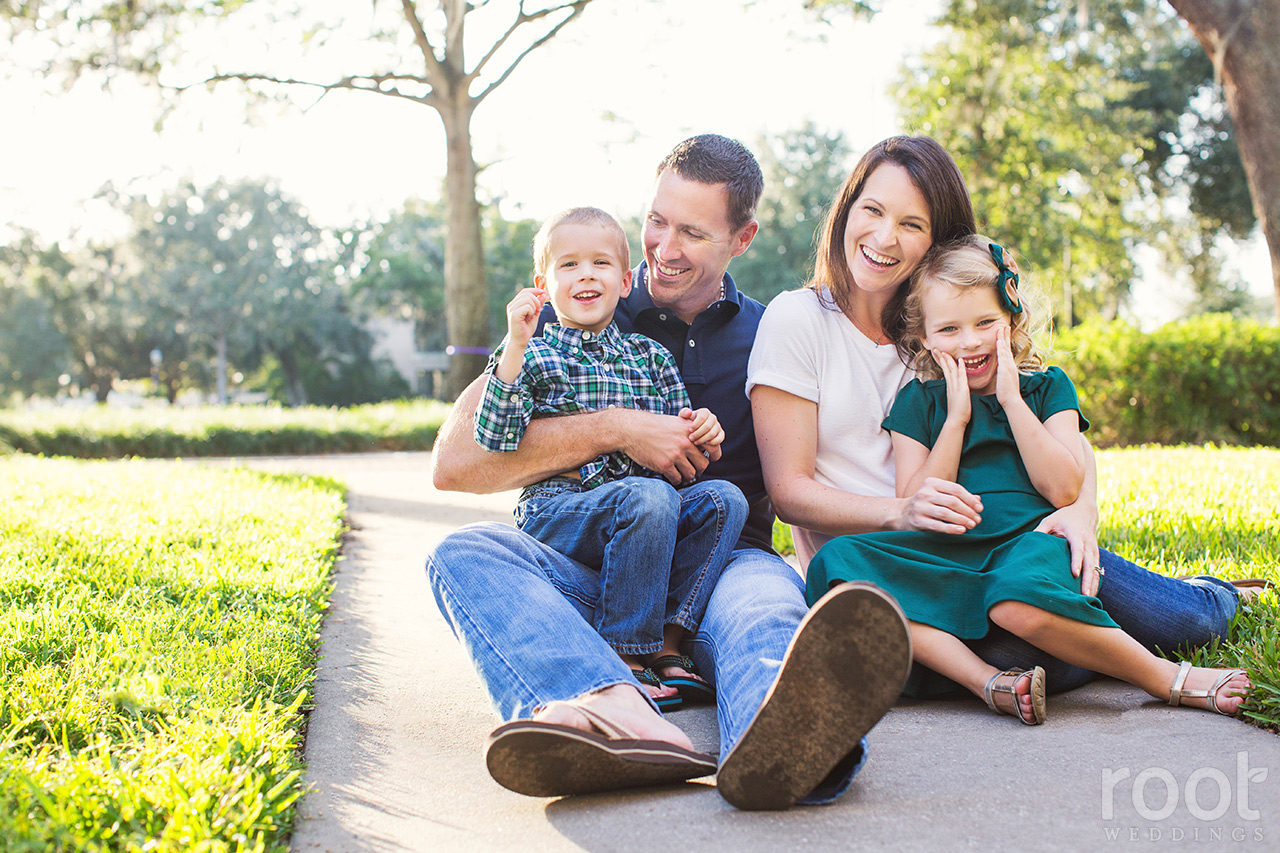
[1167,661,1249,716]
[983,666,1047,726]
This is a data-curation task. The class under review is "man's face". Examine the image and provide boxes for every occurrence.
[641,170,756,317]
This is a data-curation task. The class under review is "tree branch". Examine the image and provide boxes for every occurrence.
[401,0,448,82]
[472,0,591,103]
[184,71,439,109]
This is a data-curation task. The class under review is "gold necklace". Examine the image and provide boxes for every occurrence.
[848,311,890,346]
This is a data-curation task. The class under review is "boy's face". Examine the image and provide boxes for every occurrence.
[535,222,633,334]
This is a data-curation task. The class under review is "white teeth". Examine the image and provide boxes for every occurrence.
[576,291,600,299]
[862,246,897,266]
[656,261,686,277]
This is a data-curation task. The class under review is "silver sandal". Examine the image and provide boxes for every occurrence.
[1167,661,1249,716]
[984,666,1047,725]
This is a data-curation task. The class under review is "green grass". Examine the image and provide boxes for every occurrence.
[774,446,1280,731]
[0,457,345,851]
[0,399,451,458]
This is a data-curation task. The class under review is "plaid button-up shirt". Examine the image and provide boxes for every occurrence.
[474,322,689,489]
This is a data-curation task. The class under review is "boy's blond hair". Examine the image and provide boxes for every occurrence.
[533,207,630,277]
[897,234,1052,380]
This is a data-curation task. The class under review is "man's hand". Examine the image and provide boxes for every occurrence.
[617,409,712,485]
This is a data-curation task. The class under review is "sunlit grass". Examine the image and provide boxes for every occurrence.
[775,446,1280,731]
[0,399,450,458]
[0,457,345,851]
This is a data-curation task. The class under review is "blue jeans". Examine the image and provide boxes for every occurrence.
[912,548,1241,695]
[427,523,865,804]
[515,476,748,655]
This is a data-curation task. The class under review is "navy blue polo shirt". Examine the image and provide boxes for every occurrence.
[537,261,774,552]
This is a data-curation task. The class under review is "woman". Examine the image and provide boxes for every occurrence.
[746,135,1242,710]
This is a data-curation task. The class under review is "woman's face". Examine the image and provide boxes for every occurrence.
[842,163,934,298]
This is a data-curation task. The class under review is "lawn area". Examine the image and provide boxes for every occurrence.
[774,446,1280,731]
[0,400,451,458]
[0,457,345,852]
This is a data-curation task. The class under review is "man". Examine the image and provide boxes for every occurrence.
[428,134,913,810]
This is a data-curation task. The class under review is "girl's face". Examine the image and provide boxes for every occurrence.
[842,163,934,299]
[918,279,1011,396]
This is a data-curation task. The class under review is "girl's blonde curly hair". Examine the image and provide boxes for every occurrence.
[896,234,1051,380]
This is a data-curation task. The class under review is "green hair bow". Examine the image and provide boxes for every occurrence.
[988,242,1023,315]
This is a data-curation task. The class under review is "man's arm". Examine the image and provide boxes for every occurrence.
[431,375,712,494]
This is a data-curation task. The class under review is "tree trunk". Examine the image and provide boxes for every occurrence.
[216,333,229,404]
[275,347,309,407]
[441,96,490,400]
[1169,0,1280,319]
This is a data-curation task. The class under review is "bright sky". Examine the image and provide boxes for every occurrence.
[3,1,938,236]
[1,0,1269,323]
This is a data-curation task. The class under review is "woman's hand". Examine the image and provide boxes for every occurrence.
[1035,501,1102,595]
[898,476,983,534]
[932,348,971,427]
[994,325,1023,408]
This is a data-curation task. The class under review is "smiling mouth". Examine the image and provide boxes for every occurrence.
[861,246,898,268]
[653,260,689,279]
[574,290,601,301]
[962,355,990,372]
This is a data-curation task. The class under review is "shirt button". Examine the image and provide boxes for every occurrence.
[688,340,696,348]
[658,314,667,321]
[505,432,514,438]
[508,394,518,401]
[583,331,592,340]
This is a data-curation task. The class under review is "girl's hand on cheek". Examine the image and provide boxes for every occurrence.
[994,325,1022,406]
[933,348,971,426]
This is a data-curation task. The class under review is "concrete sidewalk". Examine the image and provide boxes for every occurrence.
[228,452,1277,852]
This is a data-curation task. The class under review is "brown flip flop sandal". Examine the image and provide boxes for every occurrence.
[484,700,715,797]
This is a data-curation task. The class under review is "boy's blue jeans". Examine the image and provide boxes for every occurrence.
[514,476,748,655]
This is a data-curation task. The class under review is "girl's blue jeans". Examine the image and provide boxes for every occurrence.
[513,476,748,655]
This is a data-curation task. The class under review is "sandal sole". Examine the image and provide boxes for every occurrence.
[715,582,912,811]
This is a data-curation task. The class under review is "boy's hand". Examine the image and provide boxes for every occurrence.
[506,286,548,350]
[681,407,724,449]
[994,325,1023,407]
[932,349,971,426]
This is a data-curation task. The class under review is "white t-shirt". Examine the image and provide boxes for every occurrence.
[746,287,914,570]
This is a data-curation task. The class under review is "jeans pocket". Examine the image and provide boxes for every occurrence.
[515,477,584,528]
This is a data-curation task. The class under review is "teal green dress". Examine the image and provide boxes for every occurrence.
[807,367,1118,645]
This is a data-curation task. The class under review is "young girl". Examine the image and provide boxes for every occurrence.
[805,235,1251,724]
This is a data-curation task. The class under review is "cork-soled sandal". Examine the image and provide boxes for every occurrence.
[984,666,1047,725]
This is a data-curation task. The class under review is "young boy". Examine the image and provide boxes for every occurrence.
[474,206,747,709]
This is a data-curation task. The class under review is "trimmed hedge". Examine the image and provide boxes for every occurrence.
[1055,314,1280,447]
[0,400,451,459]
